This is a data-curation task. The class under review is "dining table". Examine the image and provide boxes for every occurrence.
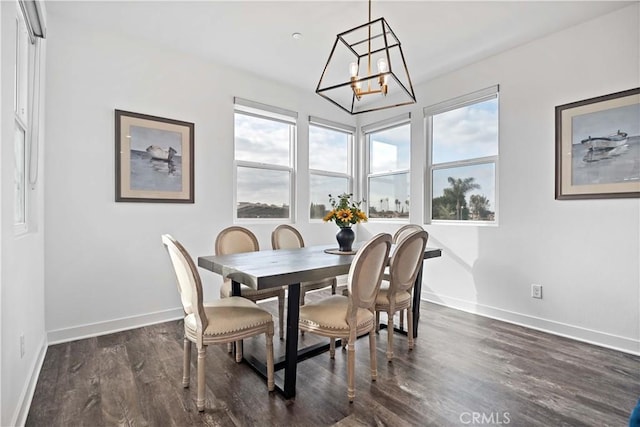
[197,242,441,399]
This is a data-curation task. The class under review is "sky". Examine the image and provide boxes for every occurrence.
[431,97,498,209]
[235,96,498,213]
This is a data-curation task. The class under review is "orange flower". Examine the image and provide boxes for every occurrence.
[356,211,368,222]
[323,209,336,222]
[336,209,353,222]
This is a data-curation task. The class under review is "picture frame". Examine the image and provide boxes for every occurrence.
[555,88,640,200]
[115,110,194,203]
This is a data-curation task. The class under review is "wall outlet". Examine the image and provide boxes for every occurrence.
[531,284,542,299]
[20,334,25,358]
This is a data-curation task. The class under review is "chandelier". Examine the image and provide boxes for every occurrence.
[316,0,416,115]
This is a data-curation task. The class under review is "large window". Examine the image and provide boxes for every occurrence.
[308,117,354,219]
[234,98,296,220]
[426,86,499,223]
[364,115,411,219]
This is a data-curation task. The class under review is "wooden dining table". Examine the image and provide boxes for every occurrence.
[197,243,441,399]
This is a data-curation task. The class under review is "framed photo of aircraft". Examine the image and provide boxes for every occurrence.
[555,88,640,200]
[115,110,194,203]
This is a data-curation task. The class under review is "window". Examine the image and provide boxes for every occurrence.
[13,1,45,233]
[308,117,354,220]
[364,115,411,219]
[14,9,30,228]
[426,86,499,223]
[234,98,296,220]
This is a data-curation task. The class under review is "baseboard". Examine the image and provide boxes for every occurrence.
[47,307,184,345]
[423,292,640,356]
[11,335,48,427]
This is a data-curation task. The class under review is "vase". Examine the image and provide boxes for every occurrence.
[336,227,355,252]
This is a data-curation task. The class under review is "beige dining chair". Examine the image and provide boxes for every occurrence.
[271,224,337,306]
[216,226,285,340]
[378,223,425,330]
[375,230,429,361]
[161,234,275,412]
[298,233,392,402]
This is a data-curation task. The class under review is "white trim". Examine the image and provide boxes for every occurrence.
[11,335,47,427]
[234,97,297,122]
[361,112,411,134]
[422,292,640,356]
[423,84,499,116]
[309,116,355,133]
[47,307,184,345]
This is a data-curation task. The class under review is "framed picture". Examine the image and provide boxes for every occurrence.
[115,110,194,203]
[555,88,640,200]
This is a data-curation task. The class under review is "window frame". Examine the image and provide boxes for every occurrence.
[233,98,297,223]
[363,113,412,222]
[425,85,500,225]
[308,116,355,222]
[14,9,30,234]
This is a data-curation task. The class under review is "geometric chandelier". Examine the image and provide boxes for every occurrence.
[316,0,416,115]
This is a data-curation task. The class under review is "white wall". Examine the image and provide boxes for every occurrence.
[362,3,640,354]
[43,3,638,358]
[1,2,48,425]
[43,12,355,343]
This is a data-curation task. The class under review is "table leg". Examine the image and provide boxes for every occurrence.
[283,283,300,399]
[411,264,424,339]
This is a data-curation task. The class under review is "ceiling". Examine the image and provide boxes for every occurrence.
[46,1,632,93]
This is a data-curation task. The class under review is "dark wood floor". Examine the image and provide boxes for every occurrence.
[27,294,639,426]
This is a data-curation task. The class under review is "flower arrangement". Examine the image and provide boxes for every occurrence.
[323,193,368,228]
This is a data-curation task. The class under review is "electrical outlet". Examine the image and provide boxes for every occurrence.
[531,284,542,299]
[20,334,25,358]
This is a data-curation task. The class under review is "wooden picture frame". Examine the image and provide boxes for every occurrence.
[555,88,640,200]
[115,110,194,203]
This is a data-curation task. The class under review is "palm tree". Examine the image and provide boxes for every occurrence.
[444,177,480,220]
[469,194,490,220]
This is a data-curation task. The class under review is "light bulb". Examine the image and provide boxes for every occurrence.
[377,57,388,73]
[349,62,359,77]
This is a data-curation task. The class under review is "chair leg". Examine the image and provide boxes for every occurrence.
[235,340,243,363]
[182,337,191,388]
[386,311,394,362]
[197,347,206,412]
[227,342,233,353]
[265,326,275,391]
[369,330,378,381]
[408,306,414,350]
[278,291,285,340]
[329,338,336,358]
[347,338,355,402]
[399,309,405,330]
[331,280,337,295]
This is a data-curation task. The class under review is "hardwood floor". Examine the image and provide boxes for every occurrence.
[27,296,639,426]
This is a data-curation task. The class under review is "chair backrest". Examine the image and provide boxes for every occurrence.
[271,224,304,250]
[347,233,392,314]
[388,230,429,295]
[393,224,424,245]
[161,234,207,334]
[215,226,259,255]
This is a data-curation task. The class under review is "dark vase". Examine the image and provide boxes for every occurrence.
[336,227,355,252]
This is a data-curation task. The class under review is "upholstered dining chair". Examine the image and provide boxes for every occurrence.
[298,233,392,402]
[393,224,425,245]
[379,223,425,330]
[161,234,275,412]
[271,224,337,305]
[375,229,429,362]
[216,226,285,340]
